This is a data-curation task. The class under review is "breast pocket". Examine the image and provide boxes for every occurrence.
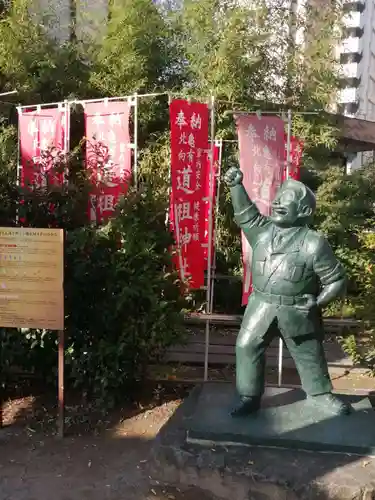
[286,263,305,282]
[253,258,266,276]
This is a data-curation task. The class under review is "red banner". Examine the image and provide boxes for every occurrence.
[169,99,209,289]
[203,143,221,267]
[236,115,285,305]
[84,100,132,223]
[18,106,68,188]
[284,134,303,180]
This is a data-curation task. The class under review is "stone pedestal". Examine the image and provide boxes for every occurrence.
[150,383,375,500]
[187,384,375,455]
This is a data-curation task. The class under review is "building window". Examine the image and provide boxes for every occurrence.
[343,27,364,38]
[343,1,365,14]
[340,52,363,64]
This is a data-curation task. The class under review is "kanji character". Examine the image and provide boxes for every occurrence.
[176,201,193,221]
[181,257,191,278]
[175,110,187,129]
[28,119,38,136]
[252,144,261,157]
[99,194,116,213]
[264,125,277,141]
[190,112,201,129]
[246,124,259,140]
[188,133,195,148]
[92,113,105,126]
[178,150,186,162]
[93,131,105,142]
[187,149,194,163]
[263,145,272,160]
[253,163,262,185]
[109,113,122,126]
[179,132,187,145]
[179,226,192,249]
[176,165,195,194]
[40,138,49,150]
[41,119,54,135]
[108,130,117,144]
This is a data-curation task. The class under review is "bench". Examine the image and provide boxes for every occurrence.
[169,312,362,370]
[166,331,354,370]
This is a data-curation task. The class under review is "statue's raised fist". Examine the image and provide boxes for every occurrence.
[224,166,243,187]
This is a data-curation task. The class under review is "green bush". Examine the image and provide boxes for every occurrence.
[63,188,186,405]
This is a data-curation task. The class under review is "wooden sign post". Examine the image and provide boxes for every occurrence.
[0,228,65,437]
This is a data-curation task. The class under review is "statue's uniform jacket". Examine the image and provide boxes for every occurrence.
[230,184,346,398]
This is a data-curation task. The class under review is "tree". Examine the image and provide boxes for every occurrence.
[87,0,177,96]
[171,0,271,103]
[0,0,91,103]
[313,164,375,373]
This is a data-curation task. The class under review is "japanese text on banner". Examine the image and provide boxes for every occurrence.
[284,135,303,180]
[236,115,285,305]
[169,99,209,289]
[18,107,67,189]
[84,100,132,224]
[203,145,221,267]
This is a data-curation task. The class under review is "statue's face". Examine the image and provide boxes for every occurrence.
[270,187,301,227]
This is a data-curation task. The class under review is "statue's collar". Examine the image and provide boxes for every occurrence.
[270,226,307,254]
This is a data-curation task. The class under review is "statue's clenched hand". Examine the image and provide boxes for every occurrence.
[224,166,243,187]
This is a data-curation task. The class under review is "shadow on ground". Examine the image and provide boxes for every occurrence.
[151,386,375,500]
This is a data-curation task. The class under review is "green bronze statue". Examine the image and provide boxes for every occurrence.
[224,166,352,417]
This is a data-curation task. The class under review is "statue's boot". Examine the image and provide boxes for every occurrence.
[231,396,261,417]
[307,392,353,416]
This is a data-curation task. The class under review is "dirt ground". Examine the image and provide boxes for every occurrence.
[1,381,217,500]
[1,367,374,500]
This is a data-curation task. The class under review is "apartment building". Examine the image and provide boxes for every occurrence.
[338,0,375,170]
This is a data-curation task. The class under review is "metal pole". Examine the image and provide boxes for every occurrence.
[134,91,168,99]
[209,139,223,313]
[16,106,21,226]
[16,92,169,111]
[227,110,320,116]
[204,95,216,382]
[57,329,65,438]
[286,109,292,177]
[166,94,172,227]
[17,101,67,111]
[277,108,292,387]
[66,101,71,154]
[133,93,138,188]
[62,101,70,186]
[0,90,17,97]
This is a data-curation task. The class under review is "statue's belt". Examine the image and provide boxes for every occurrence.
[253,288,314,307]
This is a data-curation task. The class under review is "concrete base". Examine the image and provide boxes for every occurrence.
[150,384,375,500]
[187,384,375,455]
